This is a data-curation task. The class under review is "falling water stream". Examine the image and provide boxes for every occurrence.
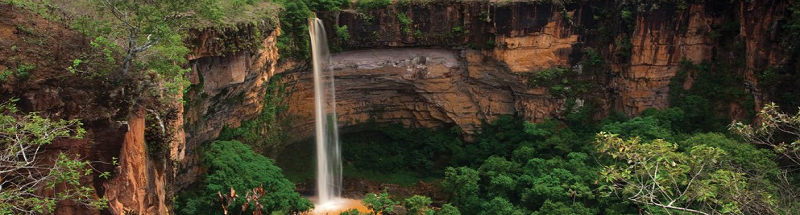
[309,17,362,213]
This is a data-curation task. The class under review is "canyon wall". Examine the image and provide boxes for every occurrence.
[739,0,794,109]
[326,0,792,117]
[180,0,796,188]
[335,3,586,73]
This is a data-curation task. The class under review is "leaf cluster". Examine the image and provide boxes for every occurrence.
[0,99,107,214]
[731,103,800,167]
[596,132,779,215]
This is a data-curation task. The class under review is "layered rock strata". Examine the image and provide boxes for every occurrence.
[282,48,562,137]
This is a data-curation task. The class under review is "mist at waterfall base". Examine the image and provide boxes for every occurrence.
[309,18,366,214]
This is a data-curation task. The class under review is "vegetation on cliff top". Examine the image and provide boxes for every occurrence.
[273,0,349,59]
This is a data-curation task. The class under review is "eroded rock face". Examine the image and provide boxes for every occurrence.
[331,1,793,117]
[490,5,583,73]
[614,4,718,115]
[179,26,281,189]
[738,0,793,109]
[281,48,561,138]
[612,1,793,117]
[335,3,584,73]
[103,108,169,215]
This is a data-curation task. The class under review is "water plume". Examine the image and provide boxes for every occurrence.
[309,17,342,205]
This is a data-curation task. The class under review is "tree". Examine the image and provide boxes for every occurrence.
[680,133,778,176]
[731,103,800,167]
[679,133,783,214]
[88,0,225,104]
[601,116,675,142]
[513,153,597,211]
[479,197,528,215]
[0,99,108,214]
[176,140,311,215]
[404,195,433,215]
[340,208,367,215]
[356,192,454,215]
[730,103,800,213]
[442,166,480,212]
[441,118,635,215]
[436,204,461,215]
[95,0,217,76]
[477,156,519,199]
[532,200,594,215]
[596,132,775,215]
[363,189,397,215]
[274,0,312,59]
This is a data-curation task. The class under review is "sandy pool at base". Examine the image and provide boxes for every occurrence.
[304,197,369,215]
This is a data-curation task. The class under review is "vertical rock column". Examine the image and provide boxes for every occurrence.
[739,0,792,110]
[103,108,168,214]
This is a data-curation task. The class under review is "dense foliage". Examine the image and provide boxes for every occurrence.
[439,116,636,215]
[341,115,626,214]
[336,103,799,214]
[175,140,311,215]
[341,123,463,175]
[357,0,392,10]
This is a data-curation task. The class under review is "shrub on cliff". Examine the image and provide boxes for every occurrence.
[357,0,392,10]
[175,140,311,214]
[273,0,350,59]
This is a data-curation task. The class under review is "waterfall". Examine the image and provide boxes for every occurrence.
[309,17,342,205]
